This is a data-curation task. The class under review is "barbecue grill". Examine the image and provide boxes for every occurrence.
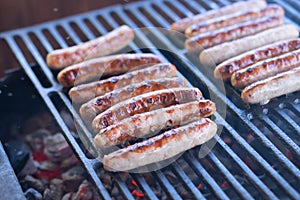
[0,0,299,199]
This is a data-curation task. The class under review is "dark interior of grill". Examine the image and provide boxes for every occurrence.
[0,0,299,199]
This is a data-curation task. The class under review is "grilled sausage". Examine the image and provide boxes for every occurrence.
[92,88,203,133]
[241,66,300,104]
[94,100,216,149]
[103,118,217,172]
[46,25,134,69]
[200,24,299,66]
[231,49,300,89]
[57,53,163,87]
[69,63,177,104]
[186,15,283,53]
[80,77,186,122]
[170,0,266,33]
[185,5,284,37]
[214,38,300,81]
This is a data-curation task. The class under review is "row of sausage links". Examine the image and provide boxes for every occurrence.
[185,7,284,53]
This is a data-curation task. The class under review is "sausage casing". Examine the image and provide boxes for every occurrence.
[186,15,283,53]
[170,0,266,33]
[57,53,163,87]
[185,5,284,37]
[200,25,299,66]
[231,49,300,89]
[103,118,217,172]
[47,25,134,69]
[214,38,300,81]
[92,87,203,132]
[79,77,187,122]
[69,63,177,104]
[94,100,216,149]
[241,66,300,104]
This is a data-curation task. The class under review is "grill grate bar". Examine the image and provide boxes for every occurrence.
[207,151,254,200]
[153,170,182,200]
[262,115,300,156]
[185,151,230,200]
[169,0,195,18]
[171,162,206,199]
[61,22,82,44]
[114,174,135,200]
[20,34,55,85]
[275,109,300,133]
[34,30,54,53]
[75,19,96,40]
[214,133,279,199]
[155,2,181,22]
[130,174,159,200]
[47,26,68,49]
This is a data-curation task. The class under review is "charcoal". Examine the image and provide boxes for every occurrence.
[43,179,64,200]
[62,166,87,192]
[22,175,45,193]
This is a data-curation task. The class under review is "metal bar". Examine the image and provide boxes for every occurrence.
[76,19,96,40]
[61,22,82,44]
[20,34,55,85]
[47,26,68,48]
[114,174,135,200]
[185,152,230,200]
[131,174,159,200]
[153,170,182,200]
[34,29,54,53]
[207,152,254,200]
[171,162,206,199]
[262,114,300,155]
[275,109,300,134]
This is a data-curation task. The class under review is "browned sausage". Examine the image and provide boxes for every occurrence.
[241,66,300,104]
[92,88,203,133]
[79,77,186,122]
[214,38,300,81]
[185,5,284,37]
[103,118,217,172]
[231,49,300,89]
[170,0,266,33]
[186,15,283,54]
[57,53,163,87]
[200,25,299,66]
[46,25,134,69]
[69,63,177,104]
[94,100,216,149]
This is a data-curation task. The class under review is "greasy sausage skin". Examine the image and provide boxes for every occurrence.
[214,38,300,81]
[200,25,299,66]
[241,66,300,104]
[57,53,163,87]
[92,88,203,133]
[231,49,300,89]
[103,118,217,172]
[170,0,266,33]
[185,5,284,37]
[47,25,134,69]
[80,77,186,122]
[186,15,283,53]
[94,100,216,149]
[69,63,177,104]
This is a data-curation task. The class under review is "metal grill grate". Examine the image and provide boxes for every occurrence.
[0,0,299,199]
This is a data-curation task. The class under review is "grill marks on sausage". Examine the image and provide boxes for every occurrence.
[214,38,300,81]
[185,5,284,37]
[91,88,203,133]
[231,49,300,89]
[186,15,283,53]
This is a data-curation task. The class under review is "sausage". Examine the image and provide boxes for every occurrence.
[46,25,134,69]
[241,66,300,104]
[92,87,203,133]
[231,49,300,89]
[94,100,216,149]
[214,38,300,81]
[69,63,177,104]
[57,53,163,87]
[186,15,283,53]
[102,118,217,172]
[200,24,299,66]
[170,0,266,33]
[80,77,187,122]
[185,5,284,37]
